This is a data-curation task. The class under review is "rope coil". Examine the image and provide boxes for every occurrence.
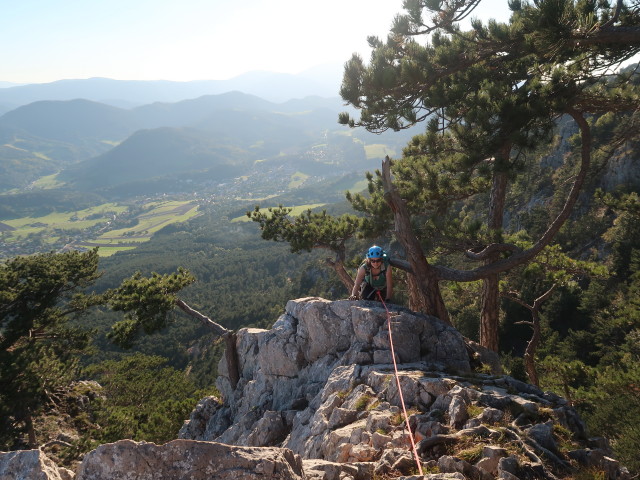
[377,292,424,476]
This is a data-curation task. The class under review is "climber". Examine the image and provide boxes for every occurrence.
[349,245,393,303]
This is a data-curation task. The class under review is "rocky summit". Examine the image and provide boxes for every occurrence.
[0,297,631,479]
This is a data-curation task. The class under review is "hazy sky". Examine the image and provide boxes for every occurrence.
[1,0,513,84]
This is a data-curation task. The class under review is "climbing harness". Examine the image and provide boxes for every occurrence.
[377,291,424,476]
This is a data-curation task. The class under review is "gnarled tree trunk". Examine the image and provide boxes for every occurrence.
[505,284,557,387]
[325,248,355,293]
[381,157,450,324]
[175,299,240,388]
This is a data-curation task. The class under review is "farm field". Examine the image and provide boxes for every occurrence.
[78,201,200,256]
[1,203,128,240]
[231,203,326,223]
[288,172,309,189]
[0,200,200,258]
[30,173,65,189]
[364,144,396,159]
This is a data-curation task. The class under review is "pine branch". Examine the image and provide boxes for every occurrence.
[174,299,229,337]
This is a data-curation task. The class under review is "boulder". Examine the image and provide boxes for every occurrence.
[0,449,73,480]
[75,439,304,480]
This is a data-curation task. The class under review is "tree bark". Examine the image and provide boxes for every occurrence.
[223,332,240,389]
[325,250,355,293]
[480,275,501,351]
[523,314,541,387]
[381,157,451,324]
[573,26,640,46]
[387,257,425,311]
[26,413,36,448]
[505,285,556,387]
[175,299,230,336]
[406,273,427,312]
[480,161,509,352]
[175,299,240,388]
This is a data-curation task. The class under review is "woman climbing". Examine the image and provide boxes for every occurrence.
[349,245,393,302]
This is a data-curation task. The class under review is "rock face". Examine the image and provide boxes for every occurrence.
[0,297,631,479]
[178,298,630,479]
[179,298,470,447]
[74,439,304,480]
[0,448,73,480]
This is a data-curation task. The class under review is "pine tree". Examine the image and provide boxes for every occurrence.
[338,0,640,350]
[0,250,100,448]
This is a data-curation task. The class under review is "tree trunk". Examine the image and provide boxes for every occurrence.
[325,251,355,293]
[26,413,37,448]
[406,273,426,312]
[434,109,594,283]
[175,299,240,389]
[224,332,240,389]
[480,166,509,351]
[381,157,450,324]
[480,274,501,351]
[505,284,556,387]
[387,257,425,311]
[524,312,541,387]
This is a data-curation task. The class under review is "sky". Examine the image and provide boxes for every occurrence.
[0,0,513,85]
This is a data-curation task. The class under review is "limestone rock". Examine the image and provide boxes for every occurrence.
[178,395,224,440]
[189,298,470,448]
[475,446,508,476]
[438,455,492,480]
[175,298,632,480]
[4,297,632,480]
[0,449,73,480]
[75,439,304,480]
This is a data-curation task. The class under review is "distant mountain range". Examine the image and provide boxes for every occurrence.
[58,127,246,191]
[0,90,419,194]
[0,81,21,88]
[0,64,344,113]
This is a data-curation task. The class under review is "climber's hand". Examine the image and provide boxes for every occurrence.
[348,295,358,300]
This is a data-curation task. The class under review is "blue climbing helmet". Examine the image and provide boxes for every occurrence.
[366,245,384,259]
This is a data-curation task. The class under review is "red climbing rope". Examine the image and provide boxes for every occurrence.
[377,292,424,476]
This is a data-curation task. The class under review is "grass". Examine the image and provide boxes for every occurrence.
[288,171,309,189]
[88,201,199,254]
[137,201,185,215]
[354,395,373,411]
[571,467,608,480]
[553,423,579,452]
[366,399,381,411]
[96,246,137,257]
[467,404,484,418]
[455,444,484,463]
[391,412,405,426]
[30,173,65,189]
[231,203,326,223]
[336,389,350,400]
[3,203,128,239]
[3,200,200,257]
[394,407,421,426]
[364,144,396,160]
